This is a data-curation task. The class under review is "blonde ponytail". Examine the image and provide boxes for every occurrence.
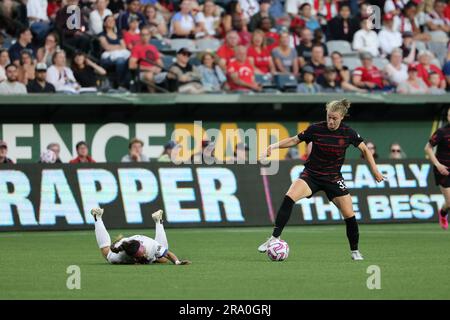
[326,99,351,117]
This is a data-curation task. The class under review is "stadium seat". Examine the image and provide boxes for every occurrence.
[415,41,427,52]
[427,42,447,67]
[162,55,176,70]
[274,74,298,92]
[189,56,201,66]
[196,38,222,52]
[255,74,276,91]
[150,39,172,53]
[372,57,389,70]
[324,56,332,67]
[342,57,361,71]
[170,39,197,52]
[326,40,354,56]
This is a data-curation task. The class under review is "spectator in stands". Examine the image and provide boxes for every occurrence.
[72,51,106,91]
[227,45,262,92]
[192,139,217,164]
[116,0,146,34]
[317,66,343,93]
[233,142,249,163]
[247,29,276,75]
[393,1,431,42]
[259,17,280,51]
[286,0,310,17]
[69,141,96,163]
[306,44,326,80]
[122,138,149,162]
[443,59,450,90]
[17,50,35,85]
[217,30,240,69]
[378,13,403,56]
[0,49,10,82]
[352,17,380,57]
[46,50,80,93]
[195,0,219,38]
[296,27,313,67]
[99,15,131,89]
[362,141,378,159]
[239,0,259,21]
[169,0,197,39]
[129,25,162,92]
[26,63,56,93]
[326,3,359,42]
[400,31,417,64]
[47,143,62,163]
[167,47,204,93]
[47,0,62,21]
[297,65,321,93]
[269,0,286,20]
[425,0,450,37]
[416,50,446,89]
[330,51,367,93]
[39,149,57,163]
[297,3,320,32]
[397,63,429,94]
[220,0,245,36]
[55,0,91,53]
[384,0,407,15]
[197,52,226,92]
[312,29,328,56]
[428,71,447,94]
[249,0,274,32]
[158,140,180,162]
[89,0,112,35]
[26,0,51,44]
[144,4,168,39]
[272,31,299,76]
[389,142,407,159]
[0,64,27,94]
[36,32,60,67]
[8,27,34,64]
[352,52,384,91]
[0,140,14,164]
[384,48,408,88]
[123,15,141,50]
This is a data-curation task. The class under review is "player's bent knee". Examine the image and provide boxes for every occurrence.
[286,179,312,202]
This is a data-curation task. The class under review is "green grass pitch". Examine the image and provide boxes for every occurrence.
[0,223,449,299]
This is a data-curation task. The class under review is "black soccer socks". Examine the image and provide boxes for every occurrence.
[440,208,449,217]
[345,216,359,251]
[272,195,295,238]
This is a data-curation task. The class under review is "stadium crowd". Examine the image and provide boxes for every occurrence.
[0,0,449,94]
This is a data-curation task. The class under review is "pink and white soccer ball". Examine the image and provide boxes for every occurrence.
[267,240,289,261]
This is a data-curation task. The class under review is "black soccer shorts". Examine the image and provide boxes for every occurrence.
[300,171,349,201]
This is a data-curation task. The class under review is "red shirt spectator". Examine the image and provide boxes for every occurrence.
[69,141,96,164]
[131,43,161,68]
[265,31,280,51]
[217,44,236,66]
[69,156,96,163]
[123,32,141,50]
[416,63,445,87]
[353,66,384,88]
[227,58,256,91]
[247,45,271,74]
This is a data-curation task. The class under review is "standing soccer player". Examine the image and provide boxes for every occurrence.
[424,108,450,230]
[258,99,384,260]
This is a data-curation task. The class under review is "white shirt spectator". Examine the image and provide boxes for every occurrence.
[46,65,79,93]
[286,0,316,16]
[384,0,409,13]
[384,63,408,86]
[239,0,260,21]
[378,27,402,55]
[393,15,418,33]
[352,29,380,57]
[195,12,219,36]
[0,81,27,94]
[425,10,450,31]
[169,12,195,37]
[89,8,113,35]
[0,66,5,83]
[27,0,49,21]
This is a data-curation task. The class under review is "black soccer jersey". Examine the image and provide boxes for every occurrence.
[429,124,450,166]
[297,121,363,178]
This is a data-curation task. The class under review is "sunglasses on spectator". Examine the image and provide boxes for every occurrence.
[391,149,401,153]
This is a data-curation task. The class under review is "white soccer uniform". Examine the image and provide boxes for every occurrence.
[107,235,168,264]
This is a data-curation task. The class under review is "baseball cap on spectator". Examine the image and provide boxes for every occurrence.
[324,66,336,73]
[0,140,7,148]
[260,0,271,3]
[128,14,139,23]
[408,63,419,72]
[177,47,192,56]
[35,63,47,72]
[164,140,178,150]
[383,13,394,21]
[402,31,414,38]
[126,0,139,4]
[302,65,315,75]
[359,52,373,60]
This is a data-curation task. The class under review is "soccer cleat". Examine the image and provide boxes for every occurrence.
[258,236,278,253]
[438,210,448,230]
[152,209,164,223]
[351,250,364,261]
[90,207,104,220]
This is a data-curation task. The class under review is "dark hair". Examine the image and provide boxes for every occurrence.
[331,51,343,57]
[76,141,88,150]
[112,240,141,257]
[129,138,144,149]
[71,51,86,70]
[17,27,31,38]
[51,50,64,65]
[299,3,311,11]
[226,0,239,15]
[5,63,17,71]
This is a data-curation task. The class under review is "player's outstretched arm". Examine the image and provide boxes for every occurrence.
[424,142,449,176]
[261,135,301,159]
[164,250,191,265]
[358,142,384,182]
